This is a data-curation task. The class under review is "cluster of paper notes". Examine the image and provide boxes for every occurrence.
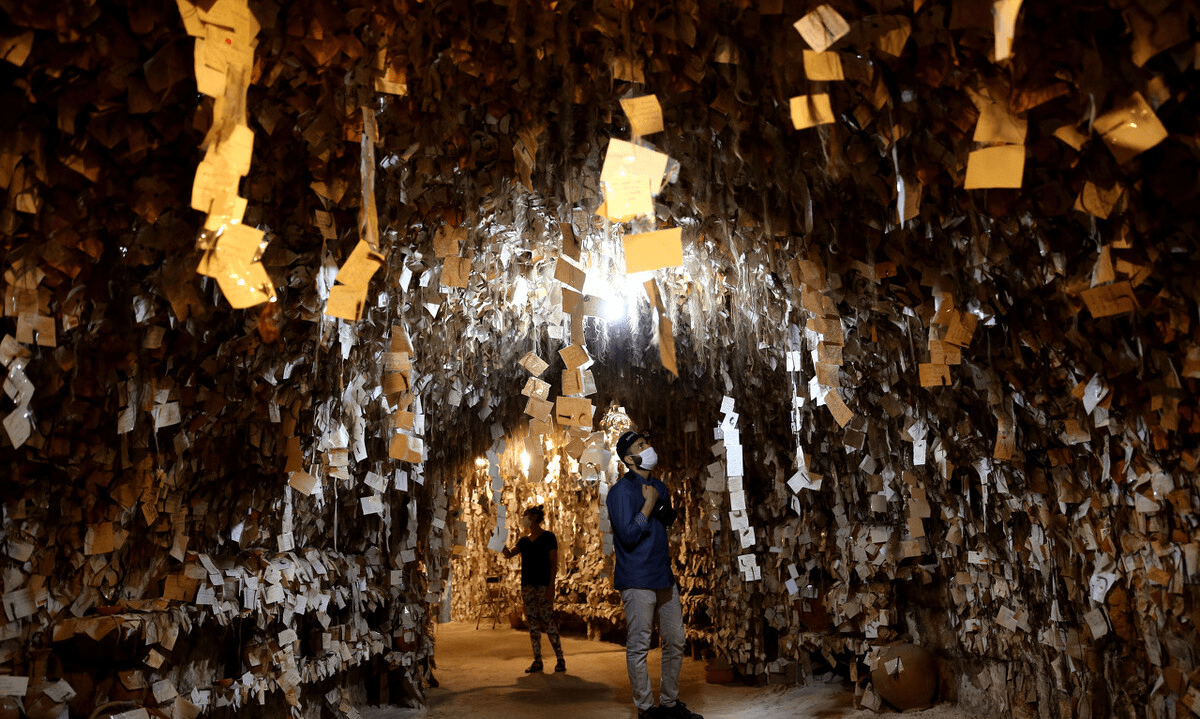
[796,257,853,429]
[789,5,849,130]
[963,85,1027,189]
[179,0,276,309]
[600,95,685,276]
[386,324,425,465]
[711,396,760,581]
[2,263,43,448]
[920,284,977,391]
[484,435,510,553]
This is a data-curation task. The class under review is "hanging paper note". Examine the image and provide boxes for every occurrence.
[620,95,664,137]
[623,227,683,274]
[326,240,385,320]
[963,145,1025,189]
[794,5,850,52]
[803,50,844,81]
[789,94,836,130]
[600,139,669,185]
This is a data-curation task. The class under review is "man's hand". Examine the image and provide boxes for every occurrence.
[641,482,659,505]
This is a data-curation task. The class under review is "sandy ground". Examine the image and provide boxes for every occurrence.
[360,621,986,719]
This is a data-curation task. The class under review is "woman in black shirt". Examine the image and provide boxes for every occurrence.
[502,505,566,673]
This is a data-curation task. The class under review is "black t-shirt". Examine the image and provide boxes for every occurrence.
[516,531,558,587]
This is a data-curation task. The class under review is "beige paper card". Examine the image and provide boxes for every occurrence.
[794,5,850,53]
[1052,124,1087,151]
[945,311,978,347]
[559,343,593,370]
[288,471,318,496]
[973,99,1027,144]
[658,315,678,377]
[519,352,549,376]
[963,145,1025,189]
[1075,182,1123,219]
[441,255,471,289]
[1080,282,1138,318]
[620,95,664,136]
[434,227,465,258]
[993,0,1023,62]
[554,257,587,292]
[928,339,962,365]
[521,377,550,400]
[561,286,583,315]
[789,94,836,130]
[825,389,853,427]
[525,396,553,421]
[803,51,844,81]
[623,227,683,274]
[600,139,669,184]
[1095,92,1167,164]
[560,222,581,261]
[555,396,594,428]
[919,362,952,387]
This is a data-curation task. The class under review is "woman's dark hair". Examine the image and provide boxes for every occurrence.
[524,506,545,524]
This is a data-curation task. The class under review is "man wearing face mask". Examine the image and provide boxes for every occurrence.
[606,431,703,719]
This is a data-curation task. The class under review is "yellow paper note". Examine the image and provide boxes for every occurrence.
[620,95,664,136]
[790,94,835,130]
[600,139,669,185]
[326,284,369,321]
[623,227,683,274]
[963,145,1025,189]
[604,175,655,220]
[440,255,471,289]
[803,50,844,81]
[334,240,385,290]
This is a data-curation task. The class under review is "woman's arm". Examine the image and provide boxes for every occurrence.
[547,548,558,601]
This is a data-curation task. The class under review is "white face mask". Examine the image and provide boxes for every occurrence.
[637,447,659,470]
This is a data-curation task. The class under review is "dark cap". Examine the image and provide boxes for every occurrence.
[615,430,643,460]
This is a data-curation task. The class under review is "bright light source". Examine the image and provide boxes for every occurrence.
[520,451,531,476]
[475,457,489,468]
[606,296,627,321]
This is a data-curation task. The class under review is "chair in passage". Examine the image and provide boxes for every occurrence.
[476,576,504,630]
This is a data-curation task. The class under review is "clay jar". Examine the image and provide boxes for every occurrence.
[870,643,937,710]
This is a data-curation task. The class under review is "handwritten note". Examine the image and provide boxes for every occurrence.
[620,95,664,136]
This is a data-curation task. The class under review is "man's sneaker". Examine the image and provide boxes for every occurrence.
[554,658,566,673]
[525,660,543,673]
[657,700,703,719]
[636,708,660,719]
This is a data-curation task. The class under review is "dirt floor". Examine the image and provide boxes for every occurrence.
[360,621,988,719]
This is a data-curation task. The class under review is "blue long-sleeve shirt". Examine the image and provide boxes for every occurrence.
[606,471,673,590]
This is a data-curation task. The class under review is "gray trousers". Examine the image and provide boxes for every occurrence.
[621,585,684,711]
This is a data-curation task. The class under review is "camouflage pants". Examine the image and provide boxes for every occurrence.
[522,584,563,661]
